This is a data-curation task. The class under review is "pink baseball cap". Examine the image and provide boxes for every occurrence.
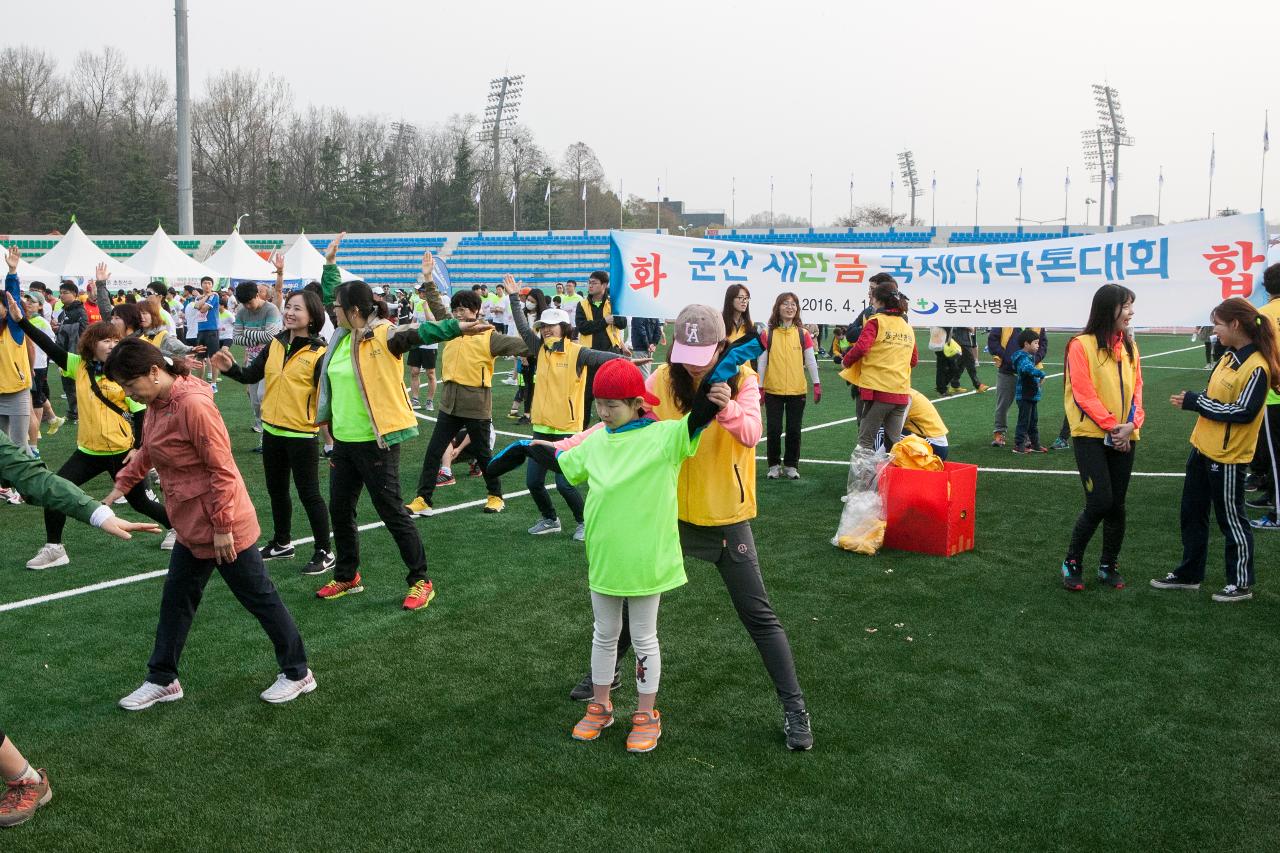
[669,304,726,367]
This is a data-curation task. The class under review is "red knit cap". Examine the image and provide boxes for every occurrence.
[592,358,660,406]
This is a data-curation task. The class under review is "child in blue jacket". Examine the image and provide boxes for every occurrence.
[1011,329,1047,453]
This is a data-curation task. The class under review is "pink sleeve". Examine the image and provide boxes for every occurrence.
[1132,349,1145,429]
[551,422,605,452]
[715,373,762,446]
[184,395,244,534]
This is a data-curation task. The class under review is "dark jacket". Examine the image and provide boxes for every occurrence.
[987,327,1047,375]
[55,299,88,352]
[575,298,628,351]
[630,317,664,351]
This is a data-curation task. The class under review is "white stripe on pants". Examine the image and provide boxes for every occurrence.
[591,592,661,695]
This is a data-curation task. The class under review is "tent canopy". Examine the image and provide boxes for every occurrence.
[201,229,277,281]
[126,226,215,282]
[281,233,356,283]
[35,221,144,283]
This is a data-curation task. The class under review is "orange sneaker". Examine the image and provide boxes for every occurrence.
[403,579,436,611]
[626,709,662,753]
[0,769,51,827]
[571,702,614,741]
[316,573,363,600]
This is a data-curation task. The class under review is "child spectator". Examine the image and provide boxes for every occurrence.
[1010,329,1047,454]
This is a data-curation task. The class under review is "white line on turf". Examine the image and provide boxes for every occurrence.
[752,454,1182,477]
[0,489,534,614]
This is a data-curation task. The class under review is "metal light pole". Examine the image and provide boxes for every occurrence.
[897,150,922,226]
[1083,128,1110,227]
[1157,166,1164,224]
[731,176,736,228]
[174,0,193,234]
[769,176,774,231]
[808,173,813,230]
[1092,84,1134,228]
[1064,167,1070,226]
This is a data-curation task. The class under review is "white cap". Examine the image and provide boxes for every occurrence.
[534,308,572,328]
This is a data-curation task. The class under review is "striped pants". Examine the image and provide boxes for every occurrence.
[1174,450,1255,589]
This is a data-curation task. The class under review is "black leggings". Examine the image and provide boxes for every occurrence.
[527,428,584,523]
[261,430,329,551]
[415,411,501,503]
[1067,436,1136,563]
[47,449,170,544]
[764,393,806,468]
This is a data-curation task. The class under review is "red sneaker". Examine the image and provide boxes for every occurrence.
[0,770,51,827]
[403,579,436,611]
[316,573,363,600]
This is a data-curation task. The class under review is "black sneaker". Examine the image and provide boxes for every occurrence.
[1149,573,1200,591]
[1243,475,1264,493]
[1245,494,1274,510]
[568,670,621,701]
[301,549,335,575]
[1211,585,1253,603]
[260,542,296,561]
[1061,558,1085,591]
[1097,564,1126,589]
[783,709,814,751]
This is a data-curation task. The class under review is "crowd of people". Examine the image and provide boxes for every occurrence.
[3,233,1279,827]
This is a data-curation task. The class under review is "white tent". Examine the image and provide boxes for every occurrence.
[202,229,278,281]
[0,244,60,287]
[125,226,215,283]
[281,233,356,283]
[35,221,144,283]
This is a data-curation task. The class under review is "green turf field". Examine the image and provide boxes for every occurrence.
[2,331,1277,851]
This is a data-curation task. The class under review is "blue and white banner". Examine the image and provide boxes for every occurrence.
[608,213,1269,326]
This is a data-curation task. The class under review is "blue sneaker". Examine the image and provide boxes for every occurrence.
[1061,558,1084,591]
[1249,515,1280,530]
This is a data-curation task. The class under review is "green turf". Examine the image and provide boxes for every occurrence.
[2,332,1277,851]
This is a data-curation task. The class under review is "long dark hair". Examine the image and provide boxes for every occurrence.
[767,291,803,331]
[527,288,550,317]
[335,281,376,322]
[288,290,326,337]
[870,281,908,315]
[1081,283,1136,361]
[105,336,190,383]
[1212,297,1280,394]
[664,344,740,414]
[722,284,752,335]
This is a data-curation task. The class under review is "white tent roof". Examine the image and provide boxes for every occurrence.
[35,221,144,282]
[202,230,278,281]
[281,234,356,283]
[126,226,215,282]
[1,244,60,287]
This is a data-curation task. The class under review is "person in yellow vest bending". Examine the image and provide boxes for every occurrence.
[1060,284,1144,592]
[839,279,918,450]
[1152,297,1280,603]
[758,292,821,480]
[874,388,950,459]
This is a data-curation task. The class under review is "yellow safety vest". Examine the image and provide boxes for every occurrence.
[1261,300,1280,405]
[762,325,808,395]
[262,337,326,434]
[531,339,589,433]
[1063,334,1141,440]
[71,361,134,454]
[839,313,913,394]
[0,328,30,394]
[579,299,623,349]
[1191,349,1272,464]
[726,322,750,344]
[651,364,757,526]
[905,388,947,439]
[440,330,496,388]
[351,323,417,439]
[142,329,168,348]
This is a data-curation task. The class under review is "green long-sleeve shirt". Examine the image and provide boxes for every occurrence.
[0,433,101,525]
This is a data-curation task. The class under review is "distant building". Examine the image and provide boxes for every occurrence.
[659,198,725,229]
[1129,214,1158,227]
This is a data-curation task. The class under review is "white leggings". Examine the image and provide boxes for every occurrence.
[591,592,662,695]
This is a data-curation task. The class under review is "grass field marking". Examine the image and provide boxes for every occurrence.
[415,410,533,440]
[0,489,535,614]
[752,454,1183,478]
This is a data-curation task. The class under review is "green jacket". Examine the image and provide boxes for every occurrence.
[0,433,101,525]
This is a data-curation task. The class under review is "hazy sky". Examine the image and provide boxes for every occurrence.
[9,0,1276,228]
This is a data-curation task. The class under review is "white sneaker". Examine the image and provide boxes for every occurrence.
[784,466,801,480]
[160,530,177,550]
[766,465,782,479]
[26,543,69,570]
[113,495,128,505]
[572,523,585,542]
[528,518,562,535]
[119,680,184,711]
[260,670,317,704]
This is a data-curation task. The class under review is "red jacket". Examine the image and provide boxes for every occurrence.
[115,375,260,559]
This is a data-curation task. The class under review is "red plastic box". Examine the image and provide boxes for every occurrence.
[878,461,978,556]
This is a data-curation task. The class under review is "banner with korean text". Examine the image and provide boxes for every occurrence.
[608,213,1269,326]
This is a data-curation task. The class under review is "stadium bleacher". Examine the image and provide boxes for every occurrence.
[446,234,609,289]
[310,236,448,289]
[707,229,936,246]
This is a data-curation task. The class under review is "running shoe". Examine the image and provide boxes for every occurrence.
[950,386,969,394]
[569,670,621,701]
[573,523,585,542]
[976,383,991,393]
[260,670,316,704]
[1061,558,1085,591]
[411,398,422,410]
[1249,515,1280,530]
[260,542,296,561]
[1050,437,1070,450]
[1149,573,1200,591]
[160,530,177,551]
[1011,445,1028,455]
[1243,475,1263,492]
[301,550,335,575]
[529,517,561,535]
[323,445,334,458]
[251,424,263,434]
[0,768,51,828]
[626,710,663,753]
[783,466,801,480]
[26,544,68,571]
[1244,494,1274,510]
[506,408,520,420]
[571,702,615,741]
[436,469,456,487]
[469,461,483,478]
[118,680,184,711]
[483,495,506,513]
[516,414,531,425]
[1028,445,1049,454]
[783,709,814,751]
[1212,585,1253,603]
[316,573,364,600]
[403,579,436,611]
[46,415,66,436]
[991,431,1006,448]
[0,487,21,505]
[406,497,433,517]
[424,400,434,412]
[767,465,782,479]
[1097,564,1126,589]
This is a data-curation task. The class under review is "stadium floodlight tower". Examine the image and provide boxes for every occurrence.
[1081,128,1115,228]
[897,150,923,226]
[1092,84,1134,228]
[479,74,524,196]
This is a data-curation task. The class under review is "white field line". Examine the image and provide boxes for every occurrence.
[753,454,1182,477]
[0,489,533,614]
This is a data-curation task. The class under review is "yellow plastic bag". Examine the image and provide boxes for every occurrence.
[889,434,944,471]
[942,338,962,358]
[836,519,886,554]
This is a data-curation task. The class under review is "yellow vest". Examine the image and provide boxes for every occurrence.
[1261,300,1280,405]
[726,322,750,344]
[840,313,913,393]
[142,329,168,348]
[531,339,589,433]
[262,337,326,434]
[579,299,623,349]
[0,328,30,394]
[762,325,808,395]
[441,330,496,388]
[905,388,947,438]
[651,364,757,526]
[1064,335,1141,440]
[352,323,417,439]
[1191,349,1272,464]
[73,361,134,453]
[993,327,1043,370]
